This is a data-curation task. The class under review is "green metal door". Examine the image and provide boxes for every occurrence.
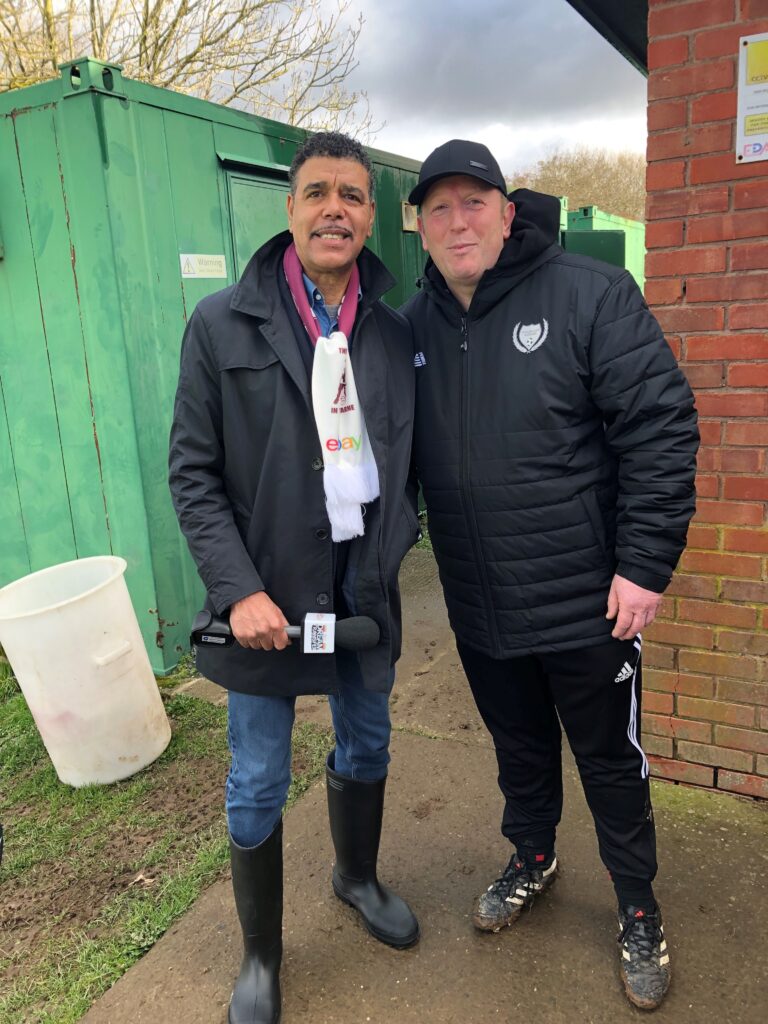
[228,174,290,277]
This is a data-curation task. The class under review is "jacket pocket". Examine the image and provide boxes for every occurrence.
[221,350,281,392]
[578,488,612,570]
[219,333,280,372]
[219,344,283,444]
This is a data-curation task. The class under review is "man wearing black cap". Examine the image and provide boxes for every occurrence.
[402,139,699,1011]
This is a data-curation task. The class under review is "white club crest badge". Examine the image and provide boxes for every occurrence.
[512,319,549,354]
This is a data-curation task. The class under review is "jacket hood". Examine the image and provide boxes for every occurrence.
[231,230,397,319]
[421,188,563,318]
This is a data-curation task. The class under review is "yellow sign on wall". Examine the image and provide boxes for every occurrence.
[737,32,768,163]
[746,37,768,85]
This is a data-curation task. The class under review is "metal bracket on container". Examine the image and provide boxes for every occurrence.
[60,59,126,99]
[60,60,126,168]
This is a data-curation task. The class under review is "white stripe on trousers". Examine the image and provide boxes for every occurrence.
[627,635,649,779]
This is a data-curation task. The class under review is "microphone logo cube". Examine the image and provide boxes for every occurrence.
[303,613,336,654]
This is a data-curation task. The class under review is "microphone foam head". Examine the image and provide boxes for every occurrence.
[335,616,381,651]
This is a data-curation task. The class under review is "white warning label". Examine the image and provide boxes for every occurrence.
[180,253,227,279]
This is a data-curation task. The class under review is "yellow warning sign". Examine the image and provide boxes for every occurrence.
[746,37,768,85]
[745,113,768,136]
[738,32,768,163]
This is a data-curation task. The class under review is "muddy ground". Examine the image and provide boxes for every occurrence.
[81,549,768,1024]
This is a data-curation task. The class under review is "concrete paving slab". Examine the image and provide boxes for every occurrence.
[91,547,767,1023]
[82,725,767,1024]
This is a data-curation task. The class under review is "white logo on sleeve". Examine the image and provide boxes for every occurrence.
[414,351,427,367]
[512,319,549,354]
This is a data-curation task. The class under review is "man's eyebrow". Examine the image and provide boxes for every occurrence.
[302,180,366,197]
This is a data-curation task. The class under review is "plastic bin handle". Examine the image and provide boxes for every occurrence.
[94,640,133,667]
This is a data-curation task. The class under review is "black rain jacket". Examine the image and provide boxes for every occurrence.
[169,232,418,696]
[402,189,699,659]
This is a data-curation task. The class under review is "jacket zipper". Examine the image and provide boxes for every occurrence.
[459,315,501,655]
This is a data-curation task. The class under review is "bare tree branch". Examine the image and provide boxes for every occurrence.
[0,0,373,135]
[508,146,646,222]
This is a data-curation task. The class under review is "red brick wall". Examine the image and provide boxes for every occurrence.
[644,0,768,799]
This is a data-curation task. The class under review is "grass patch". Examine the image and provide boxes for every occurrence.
[0,688,332,1024]
[156,650,198,689]
[415,511,433,552]
[0,657,20,704]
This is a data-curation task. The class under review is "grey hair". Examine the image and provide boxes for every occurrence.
[289,131,376,199]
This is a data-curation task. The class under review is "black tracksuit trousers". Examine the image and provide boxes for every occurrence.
[457,636,657,904]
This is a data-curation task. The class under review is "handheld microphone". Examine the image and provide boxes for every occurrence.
[309,615,380,651]
[190,611,380,653]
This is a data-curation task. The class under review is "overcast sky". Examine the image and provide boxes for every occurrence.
[345,0,647,174]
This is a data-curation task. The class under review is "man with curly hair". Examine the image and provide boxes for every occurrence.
[170,131,420,1024]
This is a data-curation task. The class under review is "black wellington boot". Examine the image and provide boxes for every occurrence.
[326,753,419,948]
[228,820,283,1024]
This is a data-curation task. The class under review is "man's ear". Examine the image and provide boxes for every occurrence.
[286,192,294,233]
[503,201,515,240]
[367,199,376,237]
[418,215,429,253]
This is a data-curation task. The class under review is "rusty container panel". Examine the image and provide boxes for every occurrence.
[0,61,423,671]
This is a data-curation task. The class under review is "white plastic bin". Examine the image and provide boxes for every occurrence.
[0,556,171,786]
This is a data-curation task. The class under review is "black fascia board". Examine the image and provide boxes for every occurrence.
[564,0,648,76]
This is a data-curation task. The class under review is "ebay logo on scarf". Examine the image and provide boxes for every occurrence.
[326,435,362,451]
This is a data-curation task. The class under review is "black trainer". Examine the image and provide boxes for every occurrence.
[618,905,671,1011]
[472,852,558,932]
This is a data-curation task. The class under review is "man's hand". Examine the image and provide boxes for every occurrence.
[606,574,663,641]
[230,592,291,651]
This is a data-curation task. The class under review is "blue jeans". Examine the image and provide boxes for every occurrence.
[226,672,391,847]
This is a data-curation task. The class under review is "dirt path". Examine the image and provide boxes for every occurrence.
[82,550,768,1024]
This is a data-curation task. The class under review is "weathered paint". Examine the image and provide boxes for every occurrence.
[0,60,423,672]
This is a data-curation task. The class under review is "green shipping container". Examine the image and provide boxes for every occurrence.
[0,59,423,672]
[561,203,646,291]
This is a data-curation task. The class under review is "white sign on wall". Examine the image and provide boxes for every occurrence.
[736,32,768,164]
[179,254,227,279]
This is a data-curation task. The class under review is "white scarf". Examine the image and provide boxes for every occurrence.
[311,333,379,540]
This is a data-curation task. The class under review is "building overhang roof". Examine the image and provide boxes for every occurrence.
[564,0,649,75]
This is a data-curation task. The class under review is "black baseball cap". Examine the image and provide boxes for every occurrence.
[408,139,507,206]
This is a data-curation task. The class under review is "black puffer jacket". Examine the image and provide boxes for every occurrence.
[402,189,699,659]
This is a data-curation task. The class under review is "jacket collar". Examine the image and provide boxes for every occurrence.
[230,230,396,320]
